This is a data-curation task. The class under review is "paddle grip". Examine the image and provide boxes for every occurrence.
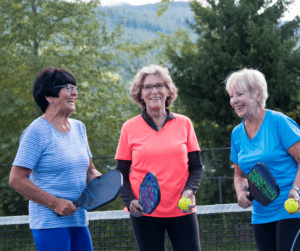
[247,193,254,201]
[56,201,77,217]
[245,186,253,201]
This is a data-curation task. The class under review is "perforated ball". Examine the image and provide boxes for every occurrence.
[178,197,192,210]
[284,198,299,213]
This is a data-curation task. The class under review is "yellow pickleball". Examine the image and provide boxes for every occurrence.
[284,198,299,213]
[178,197,192,210]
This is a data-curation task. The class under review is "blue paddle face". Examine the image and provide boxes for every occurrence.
[74,170,123,211]
[139,172,161,214]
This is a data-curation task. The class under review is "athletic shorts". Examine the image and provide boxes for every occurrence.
[32,226,93,251]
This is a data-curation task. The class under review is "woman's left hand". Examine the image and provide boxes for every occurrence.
[286,141,300,214]
[288,189,300,214]
[178,190,196,214]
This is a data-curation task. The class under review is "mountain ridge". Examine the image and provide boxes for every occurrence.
[97,1,195,41]
[97,2,299,49]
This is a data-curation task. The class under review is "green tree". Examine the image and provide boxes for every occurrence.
[0,0,136,216]
[157,0,173,18]
[163,0,300,148]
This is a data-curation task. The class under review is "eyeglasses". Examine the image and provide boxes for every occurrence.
[54,84,78,93]
[143,83,165,92]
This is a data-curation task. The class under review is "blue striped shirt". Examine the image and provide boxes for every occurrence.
[13,117,92,229]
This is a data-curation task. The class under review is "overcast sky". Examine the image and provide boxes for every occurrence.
[100,0,300,21]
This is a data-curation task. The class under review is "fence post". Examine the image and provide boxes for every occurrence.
[218,176,222,204]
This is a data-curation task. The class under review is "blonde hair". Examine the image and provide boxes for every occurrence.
[129,65,178,110]
[225,68,268,107]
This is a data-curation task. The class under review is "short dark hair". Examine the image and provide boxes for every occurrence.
[33,67,76,113]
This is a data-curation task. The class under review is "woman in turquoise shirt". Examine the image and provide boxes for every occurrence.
[226,68,300,251]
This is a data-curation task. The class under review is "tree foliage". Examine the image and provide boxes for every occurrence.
[0,0,138,216]
[163,0,300,148]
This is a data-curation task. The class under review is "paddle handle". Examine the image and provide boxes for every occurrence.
[245,187,253,201]
[56,201,78,217]
[247,193,254,201]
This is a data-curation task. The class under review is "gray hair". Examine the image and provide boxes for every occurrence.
[129,65,178,110]
[225,68,268,108]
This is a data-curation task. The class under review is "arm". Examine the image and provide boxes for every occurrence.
[86,158,102,183]
[115,160,137,208]
[9,165,77,216]
[182,151,202,194]
[180,151,202,213]
[234,163,253,208]
[286,141,300,213]
[116,160,143,217]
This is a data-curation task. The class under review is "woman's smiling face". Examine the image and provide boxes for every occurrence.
[48,84,78,114]
[141,74,170,111]
[229,85,259,119]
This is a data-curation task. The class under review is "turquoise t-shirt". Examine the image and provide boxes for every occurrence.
[13,117,92,229]
[231,109,300,224]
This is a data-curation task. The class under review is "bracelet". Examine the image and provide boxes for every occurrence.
[290,186,300,193]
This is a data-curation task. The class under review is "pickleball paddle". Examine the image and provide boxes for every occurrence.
[247,162,280,206]
[58,170,123,216]
[139,172,161,214]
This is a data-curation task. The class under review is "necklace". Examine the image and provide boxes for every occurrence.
[148,110,167,130]
[156,120,166,129]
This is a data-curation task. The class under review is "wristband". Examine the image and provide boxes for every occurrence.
[290,186,300,194]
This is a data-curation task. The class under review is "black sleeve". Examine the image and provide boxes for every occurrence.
[182,151,203,195]
[116,159,136,211]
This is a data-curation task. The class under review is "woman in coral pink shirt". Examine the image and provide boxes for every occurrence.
[115,65,202,251]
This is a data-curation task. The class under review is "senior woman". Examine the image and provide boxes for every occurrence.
[9,67,101,251]
[226,68,300,251]
[115,64,202,251]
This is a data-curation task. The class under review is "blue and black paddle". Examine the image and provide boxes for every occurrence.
[58,170,123,216]
[139,172,161,214]
[247,162,280,206]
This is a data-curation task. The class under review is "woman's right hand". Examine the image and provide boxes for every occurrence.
[234,163,253,209]
[237,190,253,209]
[53,198,78,216]
[129,200,144,217]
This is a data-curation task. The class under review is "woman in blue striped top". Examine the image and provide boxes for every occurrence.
[9,67,101,251]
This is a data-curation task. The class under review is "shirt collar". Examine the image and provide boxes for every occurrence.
[141,109,176,132]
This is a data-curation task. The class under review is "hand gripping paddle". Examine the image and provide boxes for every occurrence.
[58,170,123,216]
[139,172,161,214]
[247,162,280,206]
